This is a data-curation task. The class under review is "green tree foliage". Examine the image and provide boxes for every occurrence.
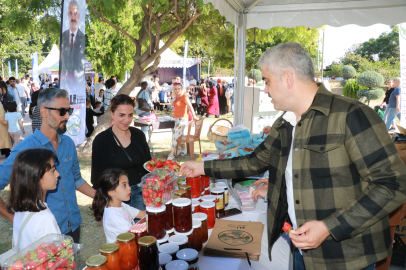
[342,65,356,79]
[342,79,366,100]
[248,69,261,82]
[324,63,343,78]
[356,71,385,104]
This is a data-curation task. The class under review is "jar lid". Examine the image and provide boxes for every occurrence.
[157,233,169,244]
[130,223,147,233]
[192,199,200,206]
[175,190,187,196]
[216,182,228,188]
[159,243,179,254]
[165,260,189,270]
[200,201,215,208]
[172,198,191,207]
[166,227,174,234]
[174,229,193,236]
[146,205,166,213]
[99,243,119,254]
[138,236,157,246]
[201,195,216,202]
[165,199,173,205]
[86,255,107,267]
[192,212,207,221]
[211,187,224,193]
[179,184,191,190]
[192,196,201,200]
[159,253,172,266]
[176,248,198,261]
[117,232,135,243]
[168,235,188,245]
[173,195,181,200]
[192,220,202,229]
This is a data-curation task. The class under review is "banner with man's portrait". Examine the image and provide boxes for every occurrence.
[59,0,86,145]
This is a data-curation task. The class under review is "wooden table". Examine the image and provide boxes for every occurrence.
[133,119,175,155]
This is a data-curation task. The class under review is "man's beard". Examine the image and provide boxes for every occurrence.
[48,119,68,134]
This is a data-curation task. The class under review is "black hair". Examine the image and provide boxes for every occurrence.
[110,76,116,79]
[105,79,116,89]
[0,81,7,92]
[95,101,101,107]
[7,101,17,112]
[7,149,58,212]
[110,94,135,112]
[90,168,127,221]
[86,98,91,105]
[54,78,58,81]
[140,81,148,90]
[9,77,15,81]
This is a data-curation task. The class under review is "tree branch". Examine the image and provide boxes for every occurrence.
[142,56,161,78]
[174,0,182,25]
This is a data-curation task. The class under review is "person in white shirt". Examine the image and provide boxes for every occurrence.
[91,168,146,243]
[189,75,197,86]
[15,79,29,117]
[103,79,117,111]
[7,149,61,250]
[94,77,106,98]
[95,89,104,103]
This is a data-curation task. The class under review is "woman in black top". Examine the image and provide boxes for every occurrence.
[91,94,151,210]
[0,81,14,112]
[380,79,395,126]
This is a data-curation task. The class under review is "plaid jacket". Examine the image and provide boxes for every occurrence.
[204,84,406,270]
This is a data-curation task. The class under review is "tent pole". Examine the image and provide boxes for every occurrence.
[321,28,325,80]
[235,12,247,126]
[233,24,237,122]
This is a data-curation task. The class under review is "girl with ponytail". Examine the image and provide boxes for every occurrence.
[90,168,146,243]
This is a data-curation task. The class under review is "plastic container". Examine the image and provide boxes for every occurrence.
[117,233,138,270]
[172,198,192,233]
[166,228,175,237]
[211,187,225,212]
[159,253,172,270]
[202,175,210,188]
[158,243,179,261]
[204,187,210,195]
[165,200,174,231]
[191,220,202,252]
[176,249,199,270]
[100,243,121,270]
[191,199,200,213]
[178,184,192,200]
[216,182,229,207]
[200,201,216,229]
[193,213,208,243]
[165,260,188,270]
[174,189,188,198]
[86,255,108,270]
[139,169,177,208]
[157,233,169,246]
[186,177,201,198]
[147,206,167,239]
[168,235,189,250]
[201,195,216,203]
[174,229,194,249]
[138,236,160,270]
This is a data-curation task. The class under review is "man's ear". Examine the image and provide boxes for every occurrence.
[283,70,294,89]
[40,107,48,118]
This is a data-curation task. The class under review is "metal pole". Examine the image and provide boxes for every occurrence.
[235,12,247,126]
[321,28,325,80]
[233,24,237,121]
[208,59,210,78]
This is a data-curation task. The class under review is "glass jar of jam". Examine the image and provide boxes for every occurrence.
[165,200,173,231]
[100,244,122,270]
[116,233,137,270]
[216,182,229,207]
[192,212,208,243]
[202,175,210,188]
[165,260,188,270]
[201,195,216,203]
[157,233,169,246]
[159,253,172,269]
[191,220,202,252]
[174,189,188,199]
[211,187,225,212]
[176,249,199,270]
[158,243,179,261]
[130,223,147,246]
[138,236,159,270]
[172,198,192,232]
[168,235,189,250]
[204,187,210,195]
[166,228,175,237]
[199,201,216,229]
[147,206,167,240]
[191,199,200,213]
[174,229,194,249]
[186,177,201,199]
[86,255,109,270]
[178,184,192,200]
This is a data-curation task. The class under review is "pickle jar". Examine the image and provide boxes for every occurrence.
[165,200,173,231]
[116,233,137,270]
[191,220,203,252]
[166,228,175,237]
[201,195,216,203]
[178,184,192,200]
[172,198,192,232]
[199,201,216,229]
[191,199,200,213]
[192,212,208,243]
[174,229,194,249]
[99,244,122,270]
[210,187,225,212]
[176,249,199,270]
[216,182,229,207]
[86,255,109,270]
[138,236,159,270]
[159,253,172,270]
[168,235,189,250]
[157,233,169,246]
[186,177,201,199]
[146,206,167,240]
[158,243,180,261]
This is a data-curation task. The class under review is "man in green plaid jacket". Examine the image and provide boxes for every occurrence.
[181,43,406,270]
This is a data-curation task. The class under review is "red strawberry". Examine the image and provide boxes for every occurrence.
[151,158,157,162]
[148,189,154,195]
[47,261,56,269]
[142,190,149,198]
[67,249,74,255]
[155,201,162,207]
[11,261,24,270]
[157,191,162,198]
[36,264,46,270]
[156,161,163,167]
[68,261,76,269]
[153,192,158,197]
[37,249,48,260]
[25,261,39,269]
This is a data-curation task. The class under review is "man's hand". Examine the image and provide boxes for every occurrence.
[289,220,330,250]
[252,178,269,201]
[263,126,271,135]
[397,107,401,113]
[180,161,205,177]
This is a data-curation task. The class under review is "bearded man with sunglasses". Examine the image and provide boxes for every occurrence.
[0,88,96,243]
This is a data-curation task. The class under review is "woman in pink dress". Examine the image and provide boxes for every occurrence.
[205,81,219,118]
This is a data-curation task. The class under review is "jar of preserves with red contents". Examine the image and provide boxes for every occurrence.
[86,255,109,270]
[216,182,229,207]
[201,195,216,203]
[191,199,200,213]
[146,206,167,240]
[211,187,225,212]
[200,201,216,229]
[100,244,121,270]
[192,212,208,243]
[186,177,201,199]
[191,220,202,251]
[200,177,205,195]
[179,184,192,200]
[130,223,147,246]
[204,187,210,195]
[138,236,159,270]
[174,229,194,249]
[116,233,137,270]
[165,200,173,231]
[176,249,199,270]
[174,189,188,199]
[168,235,189,250]
[172,198,192,232]
[202,175,210,188]
[166,228,175,237]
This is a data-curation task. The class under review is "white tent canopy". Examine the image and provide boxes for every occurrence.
[204,0,406,125]
[37,44,59,74]
[150,41,196,68]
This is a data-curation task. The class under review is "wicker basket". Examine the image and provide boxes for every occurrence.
[207,118,233,143]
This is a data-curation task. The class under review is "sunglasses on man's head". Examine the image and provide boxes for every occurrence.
[45,107,74,116]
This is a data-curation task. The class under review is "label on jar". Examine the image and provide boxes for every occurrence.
[187,261,199,270]
[224,190,229,205]
[214,194,224,210]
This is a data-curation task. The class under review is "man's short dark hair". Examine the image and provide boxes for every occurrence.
[86,98,91,105]
[9,77,15,81]
[110,76,116,79]
[105,79,116,89]
[95,101,101,107]
[141,81,148,89]
[7,101,17,112]
[54,78,58,82]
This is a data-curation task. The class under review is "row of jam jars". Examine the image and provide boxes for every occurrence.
[216,182,229,207]
[146,206,167,240]
[86,255,109,270]
[172,198,193,233]
[138,236,160,270]
[211,187,225,212]
[174,229,194,249]
[192,213,208,243]
[117,233,138,270]
[191,220,202,252]
[100,244,122,270]
[168,235,189,250]
[199,201,216,229]
[201,175,210,189]
[178,184,192,200]
[192,199,200,213]
[186,177,201,199]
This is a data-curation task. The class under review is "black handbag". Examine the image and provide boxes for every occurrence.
[138,90,151,112]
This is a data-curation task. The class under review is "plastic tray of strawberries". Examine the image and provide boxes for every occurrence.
[1,234,77,270]
[138,168,178,208]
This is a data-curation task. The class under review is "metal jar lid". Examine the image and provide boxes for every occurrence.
[179,184,191,190]
[99,243,119,254]
[138,236,157,247]
[86,255,107,267]
[175,190,187,196]
[117,232,135,243]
